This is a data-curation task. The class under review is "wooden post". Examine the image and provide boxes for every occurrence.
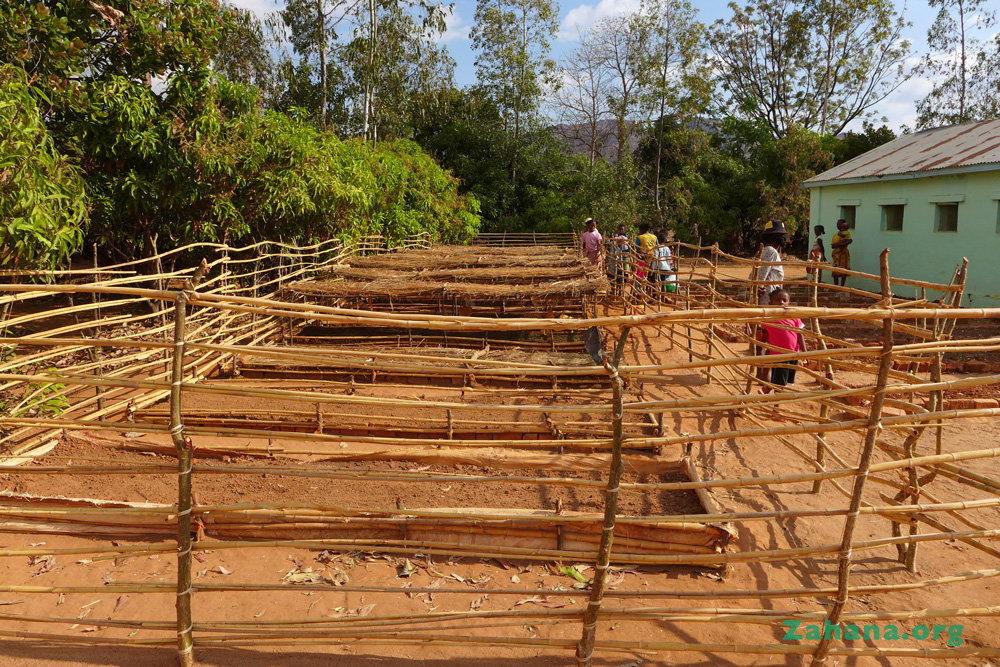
[576,327,630,667]
[810,261,831,493]
[809,249,894,667]
[88,346,105,412]
[91,243,101,335]
[169,258,208,667]
[684,283,693,364]
[705,245,718,384]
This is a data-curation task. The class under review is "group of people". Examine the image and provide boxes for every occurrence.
[806,219,853,287]
[581,218,677,300]
[582,215,854,393]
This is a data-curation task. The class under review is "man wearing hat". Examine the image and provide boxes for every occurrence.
[757,219,788,305]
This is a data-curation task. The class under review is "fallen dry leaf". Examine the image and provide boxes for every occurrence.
[213,565,233,576]
[468,574,492,587]
[514,596,566,609]
[397,559,417,578]
[283,567,327,585]
[112,595,130,613]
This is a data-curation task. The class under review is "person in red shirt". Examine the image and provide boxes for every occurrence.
[756,289,806,393]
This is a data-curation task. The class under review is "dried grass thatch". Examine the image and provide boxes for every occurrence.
[323,264,590,284]
[285,274,607,301]
[345,245,581,270]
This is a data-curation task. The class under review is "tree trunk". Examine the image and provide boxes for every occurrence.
[958,0,967,123]
[318,0,327,126]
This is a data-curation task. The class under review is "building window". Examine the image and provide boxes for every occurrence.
[881,204,904,231]
[839,205,857,229]
[935,203,958,232]
[996,202,1000,234]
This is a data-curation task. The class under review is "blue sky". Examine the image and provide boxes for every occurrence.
[234,0,945,130]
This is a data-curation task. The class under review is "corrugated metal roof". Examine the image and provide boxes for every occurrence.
[804,119,1000,187]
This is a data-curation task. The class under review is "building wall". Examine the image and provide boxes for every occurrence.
[807,170,1000,306]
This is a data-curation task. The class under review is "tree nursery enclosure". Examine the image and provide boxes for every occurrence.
[1,235,1000,666]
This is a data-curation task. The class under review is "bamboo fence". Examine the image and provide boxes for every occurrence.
[1,235,999,665]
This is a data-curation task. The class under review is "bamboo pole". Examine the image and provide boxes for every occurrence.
[170,259,208,667]
[576,327,629,667]
[810,249,895,667]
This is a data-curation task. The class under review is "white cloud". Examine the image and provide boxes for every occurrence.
[226,0,282,17]
[559,0,640,41]
[442,7,471,42]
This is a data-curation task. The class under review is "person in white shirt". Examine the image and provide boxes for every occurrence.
[757,219,787,305]
[651,228,676,300]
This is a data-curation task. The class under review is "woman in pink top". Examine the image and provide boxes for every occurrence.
[756,289,806,393]
[581,218,603,266]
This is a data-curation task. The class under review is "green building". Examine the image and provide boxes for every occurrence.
[804,119,1000,306]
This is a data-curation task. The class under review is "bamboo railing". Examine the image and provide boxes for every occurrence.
[1,236,1000,664]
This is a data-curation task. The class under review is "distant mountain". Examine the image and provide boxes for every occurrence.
[550,117,721,162]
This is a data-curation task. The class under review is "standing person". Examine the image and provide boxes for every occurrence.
[607,224,631,296]
[651,228,676,300]
[806,225,827,282]
[581,218,603,267]
[756,289,806,394]
[635,222,657,282]
[830,218,852,287]
[756,219,788,305]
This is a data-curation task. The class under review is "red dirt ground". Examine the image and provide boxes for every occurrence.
[2,302,999,666]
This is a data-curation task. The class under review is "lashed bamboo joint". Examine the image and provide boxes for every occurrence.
[1,234,999,665]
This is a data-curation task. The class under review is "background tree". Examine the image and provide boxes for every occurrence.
[711,0,911,138]
[215,3,276,101]
[345,0,453,143]
[470,0,559,180]
[635,0,711,221]
[916,0,999,128]
[549,31,613,186]
[591,12,648,166]
[276,0,364,126]
[830,121,896,163]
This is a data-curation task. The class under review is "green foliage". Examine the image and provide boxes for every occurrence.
[916,0,999,128]
[0,0,477,267]
[754,125,833,238]
[710,0,910,137]
[13,369,70,418]
[636,116,832,253]
[270,0,454,137]
[636,116,751,247]
[0,65,87,271]
[471,0,559,144]
[828,122,896,164]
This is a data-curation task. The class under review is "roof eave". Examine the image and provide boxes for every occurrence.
[804,162,1000,189]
